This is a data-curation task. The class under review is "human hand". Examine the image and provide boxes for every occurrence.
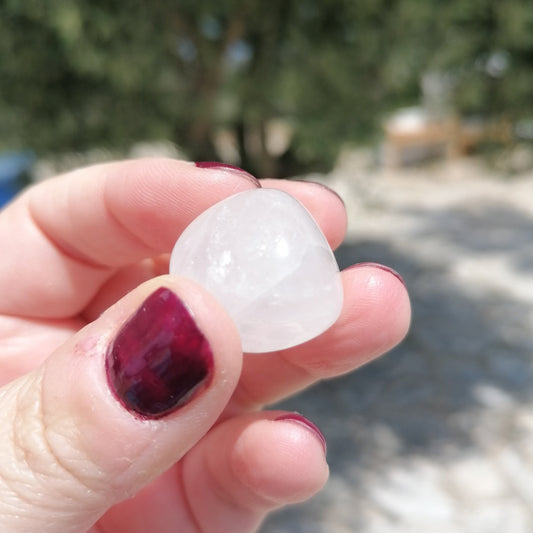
[0,159,410,533]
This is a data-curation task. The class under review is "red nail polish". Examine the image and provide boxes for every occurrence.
[275,413,327,455]
[348,262,406,289]
[195,161,260,186]
[291,179,345,208]
[106,288,213,419]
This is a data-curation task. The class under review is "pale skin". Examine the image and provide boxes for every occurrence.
[0,159,411,533]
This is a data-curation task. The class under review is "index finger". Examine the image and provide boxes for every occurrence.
[0,159,259,317]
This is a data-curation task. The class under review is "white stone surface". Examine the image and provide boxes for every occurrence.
[170,189,343,353]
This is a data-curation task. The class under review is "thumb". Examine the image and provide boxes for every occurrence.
[0,277,242,533]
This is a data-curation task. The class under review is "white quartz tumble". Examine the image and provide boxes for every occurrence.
[169,188,343,353]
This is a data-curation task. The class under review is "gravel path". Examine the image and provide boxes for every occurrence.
[260,156,533,533]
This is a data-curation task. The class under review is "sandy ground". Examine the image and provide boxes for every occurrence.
[260,155,533,533]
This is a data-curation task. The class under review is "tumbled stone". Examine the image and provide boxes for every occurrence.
[169,189,343,353]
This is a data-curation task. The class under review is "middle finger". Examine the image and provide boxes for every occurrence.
[227,263,411,413]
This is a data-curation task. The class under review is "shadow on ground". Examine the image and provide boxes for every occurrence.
[402,200,533,274]
[260,194,533,532]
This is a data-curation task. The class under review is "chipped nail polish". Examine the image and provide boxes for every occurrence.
[195,161,260,186]
[106,288,213,419]
[275,413,327,455]
[348,262,407,288]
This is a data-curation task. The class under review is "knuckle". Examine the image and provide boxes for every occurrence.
[0,372,104,513]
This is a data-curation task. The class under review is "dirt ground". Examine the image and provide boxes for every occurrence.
[260,155,533,533]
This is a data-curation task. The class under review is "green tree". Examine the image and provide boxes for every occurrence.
[1,0,531,175]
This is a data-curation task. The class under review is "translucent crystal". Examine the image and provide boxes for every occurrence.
[169,189,343,353]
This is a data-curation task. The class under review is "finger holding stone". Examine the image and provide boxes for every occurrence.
[0,276,242,533]
[73,178,345,325]
[228,263,411,412]
[169,188,344,354]
[0,158,260,318]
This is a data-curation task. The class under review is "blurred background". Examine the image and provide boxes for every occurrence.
[2,0,533,179]
[2,1,533,531]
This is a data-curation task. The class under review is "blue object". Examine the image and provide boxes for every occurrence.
[0,151,35,207]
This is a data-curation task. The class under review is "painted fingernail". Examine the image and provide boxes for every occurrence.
[275,413,327,455]
[349,262,406,288]
[195,161,260,187]
[291,179,345,207]
[106,287,214,419]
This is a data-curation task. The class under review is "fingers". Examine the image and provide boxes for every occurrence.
[231,263,411,410]
[81,176,347,324]
[184,412,328,532]
[0,314,82,385]
[0,160,348,320]
[83,262,410,416]
[0,276,242,533]
[100,411,328,533]
[0,159,260,317]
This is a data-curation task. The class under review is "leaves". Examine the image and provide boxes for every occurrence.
[0,0,531,174]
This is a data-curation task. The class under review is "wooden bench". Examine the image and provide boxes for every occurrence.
[383,109,511,168]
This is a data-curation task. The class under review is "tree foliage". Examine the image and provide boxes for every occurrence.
[0,0,532,175]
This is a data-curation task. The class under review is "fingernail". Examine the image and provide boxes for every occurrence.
[275,413,327,455]
[106,287,214,419]
[195,161,260,187]
[349,262,406,288]
[291,179,345,208]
